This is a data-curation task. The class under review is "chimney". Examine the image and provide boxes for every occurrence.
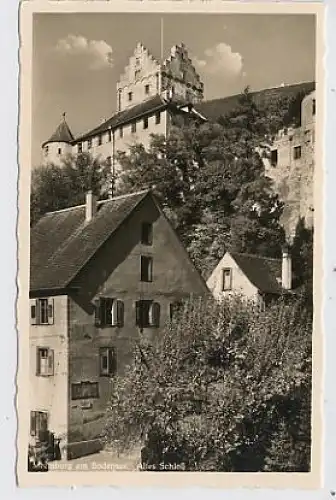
[85,190,97,222]
[282,245,292,290]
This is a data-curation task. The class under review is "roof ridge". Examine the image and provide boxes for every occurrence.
[45,189,151,216]
[230,251,281,262]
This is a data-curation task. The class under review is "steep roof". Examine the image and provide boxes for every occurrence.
[75,95,167,142]
[230,252,283,295]
[30,190,150,292]
[42,118,74,147]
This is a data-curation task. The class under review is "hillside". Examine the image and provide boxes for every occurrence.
[197,81,315,122]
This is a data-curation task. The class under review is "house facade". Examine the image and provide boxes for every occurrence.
[29,190,208,458]
[41,42,205,175]
[261,90,316,238]
[207,249,292,306]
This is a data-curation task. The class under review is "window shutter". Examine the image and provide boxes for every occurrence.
[47,298,54,325]
[111,300,118,327]
[116,300,124,327]
[94,299,102,327]
[36,348,41,376]
[47,349,54,376]
[30,411,37,436]
[150,302,160,327]
[135,301,141,327]
[30,299,38,325]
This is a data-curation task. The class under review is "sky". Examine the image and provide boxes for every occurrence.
[32,13,316,166]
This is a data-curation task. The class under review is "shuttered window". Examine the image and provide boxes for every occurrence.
[135,300,160,328]
[30,411,48,437]
[30,298,54,325]
[36,347,54,376]
[94,298,124,327]
[222,268,232,291]
[99,347,117,377]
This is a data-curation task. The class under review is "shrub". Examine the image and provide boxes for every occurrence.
[104,296,312,472]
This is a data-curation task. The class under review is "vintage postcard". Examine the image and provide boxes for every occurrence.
[17,0,324,488]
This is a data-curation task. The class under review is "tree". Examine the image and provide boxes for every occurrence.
[104,296,312,472]
[30,152,111,225]
[291,218,314,310]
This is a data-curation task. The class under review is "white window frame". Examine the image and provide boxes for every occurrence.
[222,268,232,291]
[36,347,54,377]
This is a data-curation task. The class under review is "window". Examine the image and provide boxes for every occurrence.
[141,222,153,245]
[36,347,54,376]
[135,57,140,67]
[222,268,232,291]
[87,138,92,149]
[169,301,184,321]
[135,70,141,80]
[143,117,148,129]
[99,347,116,377]
[106,156,112,167]
[77,143,82,154]
[155,112,161,125]
[131,122,137,134]
[140,256,153,282]
[107,130,112,142]
[44,146,49,157]
[94,297,124,327]
[98,134,102,146]
[145,84,150,95]
[312,99,316,116]
[30,298,54,325]
[293,145,302,160]
[30,411,48,437]
[128,92,133,102]
[135,300,160,328]
[118,90,122,111]
[270,149,278,167]
[58,147,62,155]
[71,382,99,400]
[119,126,123,138]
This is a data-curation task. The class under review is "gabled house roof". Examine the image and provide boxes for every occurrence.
[74,95,206,142]
[30,190,150,292]
[42,118,74,147]
[229,252,283,295]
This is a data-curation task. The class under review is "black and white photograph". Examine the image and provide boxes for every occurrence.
[18,1,324,487]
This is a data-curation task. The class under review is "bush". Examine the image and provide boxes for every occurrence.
[104,296,312,472]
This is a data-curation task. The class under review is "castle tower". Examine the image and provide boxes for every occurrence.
[42,113,74,166]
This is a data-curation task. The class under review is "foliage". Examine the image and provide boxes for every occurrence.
[30,152,110,226]
[104,296,312,472]
[291,218,314,311]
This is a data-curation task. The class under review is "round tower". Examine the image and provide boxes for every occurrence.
[42,113,74,166]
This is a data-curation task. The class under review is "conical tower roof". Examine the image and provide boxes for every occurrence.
[42,114,74,147]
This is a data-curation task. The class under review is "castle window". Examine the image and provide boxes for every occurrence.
[155,112,161,125]
[119,127,123,138]
[135,57,140,67]
[87,138,92,149]
[270,149,278,166]
[312,99,316,116]
[77,143,82,154]
[143,117,148,129]
[135,300,160,328]
[98,134,102,146]
[131,122,137,134]
[58,147,62,155]
[44,146,49,157]
[222,268,232,291]
[293,145,302,160]
[128,92,133,102]
[118,90,122,111]
[107,130,112,142]
[145,84,150,95]
[36,347,54,377]
[99,347,116,377]
[140,256,153,282]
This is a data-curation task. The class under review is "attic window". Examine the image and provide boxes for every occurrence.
[222,268,232,291]
[141,222,153,245]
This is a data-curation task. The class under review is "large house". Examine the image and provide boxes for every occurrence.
[29,190,208,459]
[41,42,206,178]
[207,248,293,306]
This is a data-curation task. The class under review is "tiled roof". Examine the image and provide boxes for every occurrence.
[230,252,283,294]
[75,95,168,142]
[30,190,150,292]
[42,119,74,147]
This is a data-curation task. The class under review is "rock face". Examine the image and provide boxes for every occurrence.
[261,91,315,240]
